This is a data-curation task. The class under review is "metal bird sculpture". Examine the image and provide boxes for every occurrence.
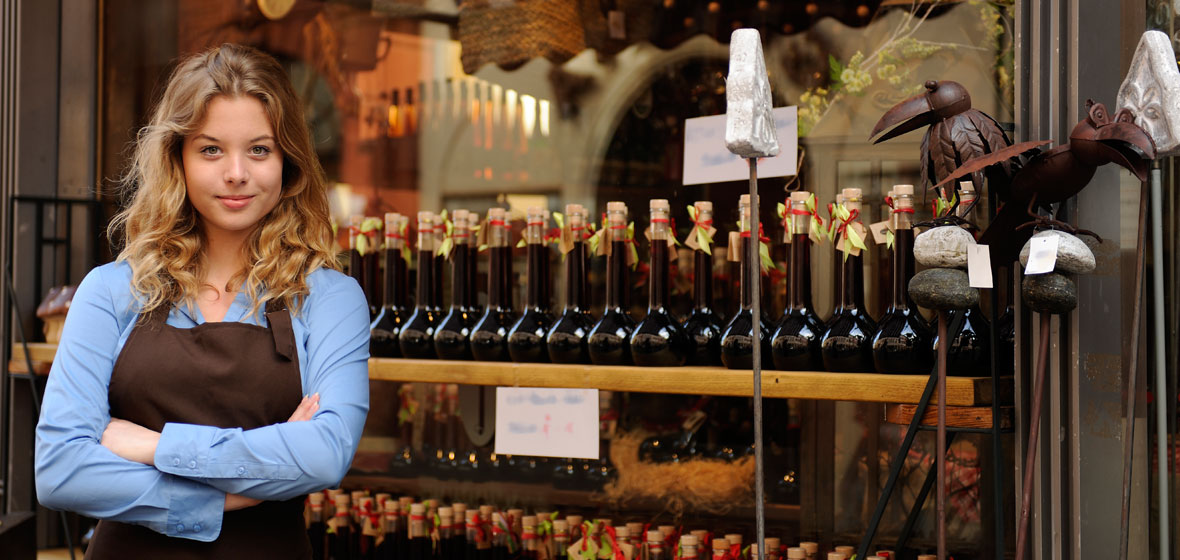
[869,80,1016,198]
[932,100,1157,263]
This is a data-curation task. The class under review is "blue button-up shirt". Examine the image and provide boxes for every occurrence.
[35,261,370,542]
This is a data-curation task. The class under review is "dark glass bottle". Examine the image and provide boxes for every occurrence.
[933,182,992,377]
[434,214,447,311]
[467,212,483,317]
[871,185,934,374]
[399,212,440,359]
[772,192,825,371]
[450,504,469,560]
[371,213,409,358]
[409,504,430,560]
[588,202,637,365]
[491,512,510,560]
[508,207,555,362]
[632,199,690,366]
[437,508,456,560]
[682,201,724,366]
[820,188,877,372]
[435,209,478,360]
[348,215,368,310]
[471,208,517,361]
[331,494,355,560]
[721,194,772,370]
[521,516,539,560]
[645,530,666,560]
[464,510,482,560]
[307,494,327,560]
[547,204,595,363]
[553,520,570,560]
[373,499,400,560]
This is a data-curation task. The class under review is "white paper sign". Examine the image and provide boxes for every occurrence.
[968,244,994,288]
[494,387,599,459]
[1023,235,1059,275]
[683,106,798,185]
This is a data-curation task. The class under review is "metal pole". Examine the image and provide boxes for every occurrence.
[1152,167,1170,560]
[937,310,948,560]
[1119,178,1149,560]
[748,157,766,560]
[1015,312,1053,560]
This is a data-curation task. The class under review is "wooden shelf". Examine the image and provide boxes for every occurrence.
[884,403,1015,430]
[369,358,1010,406]
[7,344,1012,406]
[342,473,800,524]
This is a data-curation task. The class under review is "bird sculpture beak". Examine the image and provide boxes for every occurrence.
[1092,121,1156,182]
[869,91,936,144]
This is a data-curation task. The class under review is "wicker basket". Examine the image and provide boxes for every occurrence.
[458,0,586,74]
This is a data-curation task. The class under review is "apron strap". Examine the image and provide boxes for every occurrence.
[265,297,297,362]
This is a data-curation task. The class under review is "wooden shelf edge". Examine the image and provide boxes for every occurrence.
[883,403,1015,430]
[10,342,57,363]
[369,358,1009,406]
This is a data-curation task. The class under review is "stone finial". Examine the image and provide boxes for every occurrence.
[725,29,780,158]
[1117,30,1180,157]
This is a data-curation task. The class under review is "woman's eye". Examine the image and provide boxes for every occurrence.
[250,145,272,156]
[199,145,221,155]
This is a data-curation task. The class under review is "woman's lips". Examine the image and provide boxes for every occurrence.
[218,195,254,209]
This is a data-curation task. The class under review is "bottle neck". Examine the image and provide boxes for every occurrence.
[526,242,546,308]
[606,240,628,309]
[693,249,712,311]
[648,241,670,310]
[891,229,916,310]
[451,244,469,308]
[789,234,813,310]
[385,249,407,309]
[840,253,865,310]
[487,246,506,308]
[416,249,434,310]
[740,237,754,310]
[565,242,587,311]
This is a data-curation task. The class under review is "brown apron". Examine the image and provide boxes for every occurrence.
[86,300,311,560]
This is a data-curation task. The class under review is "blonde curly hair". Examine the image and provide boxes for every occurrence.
[108,43,339,318]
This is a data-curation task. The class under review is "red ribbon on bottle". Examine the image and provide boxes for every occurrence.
[739,222,771,243]
[602,526,626,560]
[885,196,914,214]
[835,209,860,237]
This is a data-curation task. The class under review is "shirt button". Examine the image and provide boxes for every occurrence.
[193,524,202,533]
[188,460,197,469]
[236,466,246,475]
[176,523,185,532]
[172,458,180,466]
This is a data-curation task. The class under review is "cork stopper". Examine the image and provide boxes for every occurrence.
[650,199,670,211]
[764,538,780,551]
[627,522,644,536]
[740,194,751,205]
[607,201,627,213]
[308,493,324,505]
[959,180,976,195]
[439,506,454,519]
[567,515,583,527]
[487,207,506,221]
[827,554,845,560]
[417,211,433,226]
[893,184,914,196]
[834,546,854,556]
[479,504,495,517]
[334,494,350,507]
[385,499,399,513]
[527,207,545,220]
[522,515,537,529]
[384,212,400,234]
[789,191,810,203]
[453,209,470,222]
[410,503,425,515]
[615,526,630,539]
[841,188,862,202]
[712,539,730,551]
[725,535,743,546]
[786,548,806,559]
[680,535,699,547]
[799,543,818,554]
[658,525,676,538]
[834,194,845,205]
[695,200,713,212]
[691,530,709,542]
[466,510,479,524]
[553,519,569,537]
[867,557,885,560]
[917,556,936,560]
[606,201,627,227]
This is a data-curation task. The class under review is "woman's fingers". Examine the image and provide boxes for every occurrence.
[287,393,320,422]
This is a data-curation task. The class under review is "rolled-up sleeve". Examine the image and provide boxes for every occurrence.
[36,265,226,542]
[153,270,370,500]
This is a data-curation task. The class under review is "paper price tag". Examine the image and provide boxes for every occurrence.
[1023,235,1059,275]
[868,221,891,245]
[968,244,993,288]
[494,387,599,459]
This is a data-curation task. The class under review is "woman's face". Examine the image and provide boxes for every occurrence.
[182,95,283,242]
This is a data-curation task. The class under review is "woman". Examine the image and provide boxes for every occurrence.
[34,44,369,558]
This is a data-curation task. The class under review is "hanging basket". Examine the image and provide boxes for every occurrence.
[458,0,586,74]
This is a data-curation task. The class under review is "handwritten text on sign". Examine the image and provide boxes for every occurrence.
[494,387,600,459]
[682,106,798,185]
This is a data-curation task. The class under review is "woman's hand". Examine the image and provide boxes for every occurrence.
[100,418,160,465]
[224,395,318,512]
[288,393,319,422]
